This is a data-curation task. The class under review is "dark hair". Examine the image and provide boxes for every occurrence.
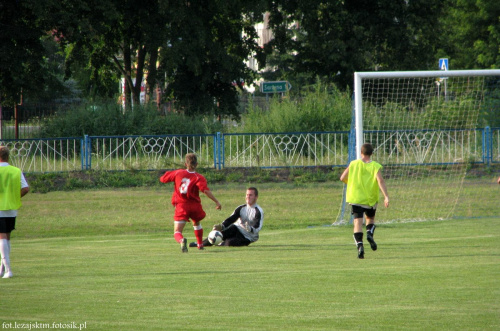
[0,146,9,162]
[361,143,374,156]
[247,187,258,196]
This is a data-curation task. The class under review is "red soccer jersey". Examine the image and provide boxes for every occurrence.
[160,169,209,205]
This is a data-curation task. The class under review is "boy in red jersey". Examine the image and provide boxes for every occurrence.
[160,153,221,252]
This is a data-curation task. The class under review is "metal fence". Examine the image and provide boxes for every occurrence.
[0,138,83,172]
[489,127,500,164]
[84,134,217,171]
[2,127,499,173]
[221,132,349,168]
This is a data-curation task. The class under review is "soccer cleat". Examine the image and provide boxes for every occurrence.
[367,233,377,251]
[189,242,197,248]
[357,244,365,259]
[197,245,204,250]
[2,271,13,279]
[180,238,188,253]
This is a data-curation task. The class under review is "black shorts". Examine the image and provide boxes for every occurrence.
[221,225,252,247]
[0,217,16,233]
[351,205,376,219]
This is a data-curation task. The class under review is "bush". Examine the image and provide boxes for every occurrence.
[39,101,219,137]
[237,80,351,133]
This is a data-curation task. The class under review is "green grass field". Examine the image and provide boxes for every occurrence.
[2,184,499,330]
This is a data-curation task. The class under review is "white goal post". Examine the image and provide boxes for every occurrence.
[337,69,500,224]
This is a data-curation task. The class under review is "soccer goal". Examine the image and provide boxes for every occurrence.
[338,69,500,224]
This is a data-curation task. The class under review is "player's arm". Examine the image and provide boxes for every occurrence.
[250,207,264,234]
[203,189,221,210]
[214,206,242,231]
[376,171,389,208]
[21,175,29,197]
[159,170,174,183]
[340,167,349,184]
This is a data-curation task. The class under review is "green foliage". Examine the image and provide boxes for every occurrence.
[0,1,56,106]
[265,0,445,90]
[4,0,499,115]
[34,0,267,116]
[479,78,500,127]
[440,0,500,69]
[160,1,266,118]
[24,173,61,194]
[363,79,496,130]
[39,102,215,137]
[238,81,351,133]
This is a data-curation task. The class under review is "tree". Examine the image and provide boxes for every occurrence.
[39,0,155,107]
[0,0,57,106]
[264,0,445,90]
[439,0,500,69]
[38,0,267,117]
[159,1,266,117]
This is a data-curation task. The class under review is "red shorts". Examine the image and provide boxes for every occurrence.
[174,203,206,222]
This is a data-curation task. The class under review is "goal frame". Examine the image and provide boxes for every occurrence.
[353,69,500,159]
[336,69,500,224]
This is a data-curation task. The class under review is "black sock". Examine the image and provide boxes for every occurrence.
[354,232,363,245]
[367,224,375,235]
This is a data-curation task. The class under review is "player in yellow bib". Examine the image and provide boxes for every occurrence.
[0,146,29,278]
[340,143,389,259]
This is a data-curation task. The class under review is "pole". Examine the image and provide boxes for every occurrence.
[15,104,19,139]
[444,79,448,101]
[354,72,363,159]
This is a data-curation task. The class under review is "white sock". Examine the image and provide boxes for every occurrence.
[0,239,10,273]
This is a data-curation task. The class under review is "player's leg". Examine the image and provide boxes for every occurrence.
[173,204,191,252]
[190,206,206,250]
[220,225,251,246]
[0,218,14,278]
[0,232,11,278]
[0,234,6,277]
[353,218,365,259]
[351,206,365,259]
[189,238,211,248]
[365,211,377,251]
[174,221,188,253]
[192,221,204,250]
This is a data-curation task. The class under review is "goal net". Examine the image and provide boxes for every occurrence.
[338,70,500,224]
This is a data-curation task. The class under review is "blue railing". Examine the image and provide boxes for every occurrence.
[1,127,499,173]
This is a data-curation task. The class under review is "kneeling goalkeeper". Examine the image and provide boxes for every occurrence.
[190,187,264,247]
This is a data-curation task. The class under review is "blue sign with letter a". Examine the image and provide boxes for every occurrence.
[439,58,449,71]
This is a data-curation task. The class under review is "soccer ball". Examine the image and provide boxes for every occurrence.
[208,230,223,245]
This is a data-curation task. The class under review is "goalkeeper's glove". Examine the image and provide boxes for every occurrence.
[244,223,253,233]
[213,223,225,231]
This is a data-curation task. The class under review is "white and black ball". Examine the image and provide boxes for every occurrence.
[208,230,223,245]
